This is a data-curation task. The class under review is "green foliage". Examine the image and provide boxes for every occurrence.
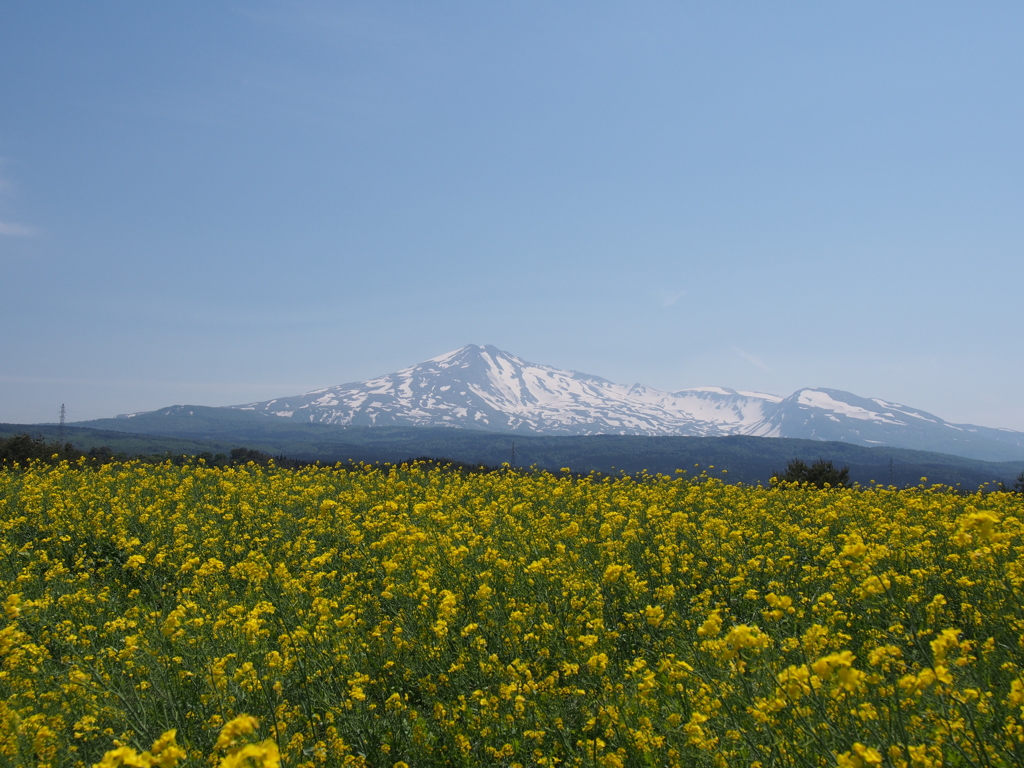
[3,461,1024,765]
[773,457,851,489]
[0,433,79,467]
[0,433,313,471]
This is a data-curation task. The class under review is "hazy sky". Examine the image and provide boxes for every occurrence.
[2,2,1023,430]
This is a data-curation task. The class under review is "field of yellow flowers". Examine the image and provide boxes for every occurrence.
[2,459,1024,768]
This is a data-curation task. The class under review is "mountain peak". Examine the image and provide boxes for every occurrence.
[419,344,525,369]
[224,345,1024,461]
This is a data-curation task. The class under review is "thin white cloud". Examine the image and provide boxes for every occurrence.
[0,221,36,237]
[658,289,687,307]
[732,346,773,373]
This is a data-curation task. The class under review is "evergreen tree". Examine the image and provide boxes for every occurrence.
[773,458,850,489]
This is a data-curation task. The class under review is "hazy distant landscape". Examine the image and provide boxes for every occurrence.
[7,344,1023,488]
[6,417,1023,489]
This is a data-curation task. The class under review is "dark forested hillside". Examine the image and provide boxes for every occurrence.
[5,410,1023,488]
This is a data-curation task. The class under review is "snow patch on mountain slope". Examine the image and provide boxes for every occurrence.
[797,390,905,425]
[232,345,787,436]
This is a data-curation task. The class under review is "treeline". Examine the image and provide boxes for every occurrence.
[770,457,1024,494]
[0,434,83,466]
[0,434,494,475]
[0,434,311,470]
[4,432,1024,493]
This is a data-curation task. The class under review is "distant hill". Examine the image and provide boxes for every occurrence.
[0,421,239,457]
[18,405,1021,488]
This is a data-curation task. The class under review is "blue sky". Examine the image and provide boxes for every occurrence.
[2,2,1023,430]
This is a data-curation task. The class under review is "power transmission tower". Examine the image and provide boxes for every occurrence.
[58,404,66,446]
[511,441,516,467]
[889,457,895,487]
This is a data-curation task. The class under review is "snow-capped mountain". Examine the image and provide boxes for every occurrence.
[226,344,1024,460]
[758,388,1024,461]
[233,345,781,436]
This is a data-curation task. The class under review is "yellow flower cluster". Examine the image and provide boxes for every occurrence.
[2,459,1024,766]
[92,715,278,768]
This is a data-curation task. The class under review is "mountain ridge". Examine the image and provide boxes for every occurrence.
[198,344,1024,461]
[224,345,784,436]
[108,344,1023,462]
